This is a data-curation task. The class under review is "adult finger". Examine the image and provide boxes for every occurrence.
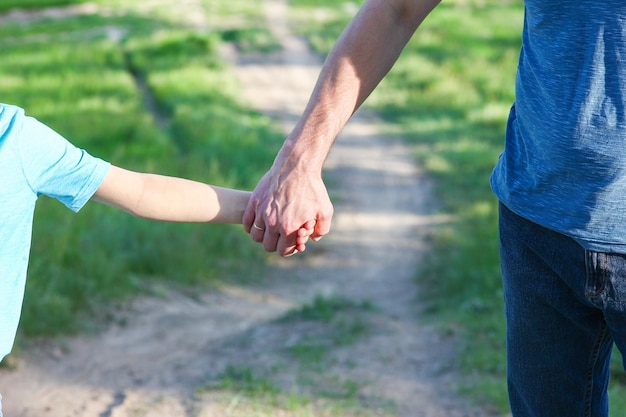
[249,217,266,243]
[262,224,280,253]
[242,196,257,234]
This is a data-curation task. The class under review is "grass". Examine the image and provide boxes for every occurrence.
[194,295,392,416]
[0,6,393,415]
[201,368,389,417]
[5,0,626,415]
[0,0,86,12]
[195,387,390,417]
[277,295,377,402]
[287,0,626,414]
[279,295,374,366]
[216,365,281,397]
[279,294,374,323]
[0,1,281,340]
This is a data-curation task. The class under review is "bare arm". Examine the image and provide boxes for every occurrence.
[92,165,250,223]
[244,0,441,256]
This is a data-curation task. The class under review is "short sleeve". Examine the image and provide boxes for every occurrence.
[17,113,111,212]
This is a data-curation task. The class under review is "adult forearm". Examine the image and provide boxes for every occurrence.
[244,0,440,255]
[280,0,437,170]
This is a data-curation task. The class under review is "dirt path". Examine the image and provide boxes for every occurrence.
[0,2,490,416]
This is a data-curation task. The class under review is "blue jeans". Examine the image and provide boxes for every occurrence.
[499,203,626,417]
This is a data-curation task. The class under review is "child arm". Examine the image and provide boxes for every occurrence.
[92,165,250,224]
[92,166,315,251]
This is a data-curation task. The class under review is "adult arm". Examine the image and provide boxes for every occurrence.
[243,0,441,256]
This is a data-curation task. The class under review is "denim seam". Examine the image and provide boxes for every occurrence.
[601,253,609,298]
[583,321,610,417]
[585,251,607,300]
[585,250,594,299]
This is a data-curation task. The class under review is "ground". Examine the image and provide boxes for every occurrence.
[0,1,492,416]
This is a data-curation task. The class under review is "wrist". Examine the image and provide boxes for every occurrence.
[277,131,331,177]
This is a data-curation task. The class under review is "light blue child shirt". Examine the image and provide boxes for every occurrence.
[491,0,626,253]
[0,103,110,362]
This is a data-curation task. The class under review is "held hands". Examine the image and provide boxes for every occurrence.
[243,164,333,257]
[250,218,317,255]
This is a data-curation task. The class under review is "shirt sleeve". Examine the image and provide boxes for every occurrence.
[16,111,111,212]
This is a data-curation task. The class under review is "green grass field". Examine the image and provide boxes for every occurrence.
[3,0,626,415]
[0,0,84,10]
[0,0,281,338]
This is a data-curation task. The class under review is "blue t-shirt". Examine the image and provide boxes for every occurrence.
[0,104,110,361]
[491,0,626,252]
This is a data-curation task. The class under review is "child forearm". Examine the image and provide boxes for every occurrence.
[136,175,250,223]
[92,166,250,223]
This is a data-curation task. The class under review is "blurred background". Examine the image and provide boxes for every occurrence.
[2,0,626,415]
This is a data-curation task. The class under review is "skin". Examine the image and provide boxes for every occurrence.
[92,166,315,252]
[243,0,441,256]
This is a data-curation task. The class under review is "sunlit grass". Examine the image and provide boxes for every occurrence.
[0,0,85,12]
[0,4,278,340]
[5,0,626,414]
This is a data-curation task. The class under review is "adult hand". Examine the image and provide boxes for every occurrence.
[241,0,435,258]
[243,161,333,256]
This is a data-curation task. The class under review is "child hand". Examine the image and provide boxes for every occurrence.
[294,219,317,254]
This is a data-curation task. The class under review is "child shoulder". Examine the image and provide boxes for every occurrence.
[0,102,24,116]
[0,103,26,136]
